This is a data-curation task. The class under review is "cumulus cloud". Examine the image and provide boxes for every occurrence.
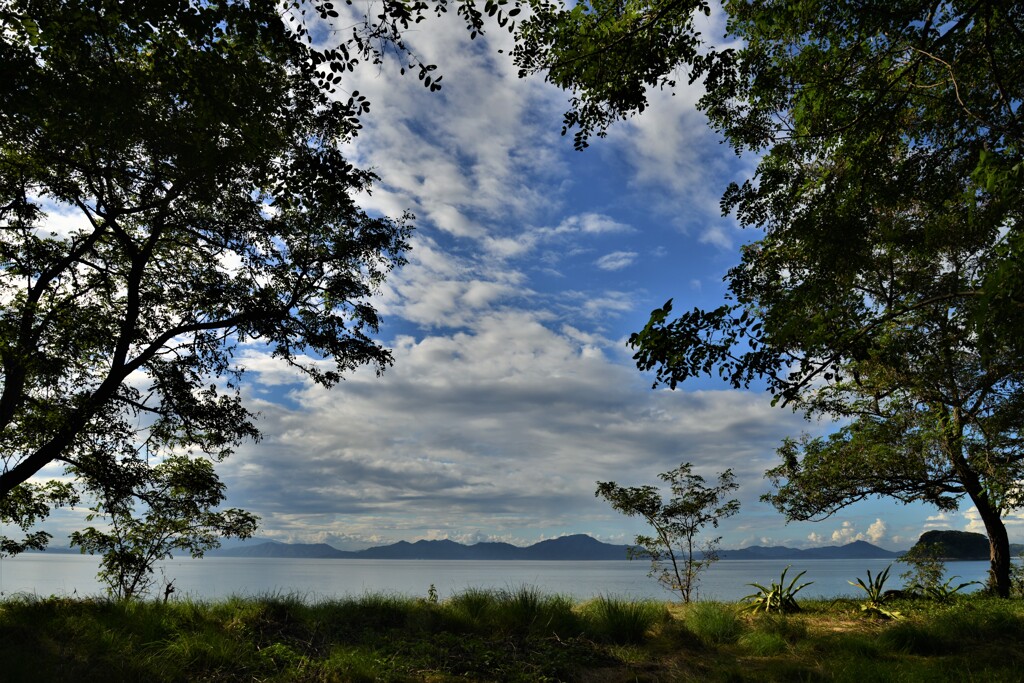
[866,518,888,543]
[222,309,817,545]
[827,518,889,545]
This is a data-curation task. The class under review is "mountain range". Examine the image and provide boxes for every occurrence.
[208,534,902,561]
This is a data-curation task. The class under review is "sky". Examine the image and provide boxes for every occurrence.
[30,4,1024,553]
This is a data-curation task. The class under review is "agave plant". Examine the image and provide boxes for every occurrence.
[850,565,901,620]
[925,576,981,602]
[741,566,813,614]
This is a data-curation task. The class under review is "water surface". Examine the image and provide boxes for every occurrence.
[0,554,994,602]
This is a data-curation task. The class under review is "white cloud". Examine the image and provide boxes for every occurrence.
[962,507,1024,535]
[36,199,93,239]
[924,512,955,529]
[828,518,889,545]
[595,251,638,271]
[577,290,635,319]
[866,518,888,543]
[562,212,633,235]
[223,309,816,544]
[699,224,734,250]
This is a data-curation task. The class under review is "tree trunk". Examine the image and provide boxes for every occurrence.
[979,505,1011,597]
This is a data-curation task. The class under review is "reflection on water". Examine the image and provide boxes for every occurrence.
[0,554,995,602]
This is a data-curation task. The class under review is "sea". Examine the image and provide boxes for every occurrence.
[0,554,996,603]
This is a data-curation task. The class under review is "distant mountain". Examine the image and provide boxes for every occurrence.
[522,534,631,560]
[217,542,357,559]
[721,540,900,560]
[212,534,902,561]
[213,534,633,561]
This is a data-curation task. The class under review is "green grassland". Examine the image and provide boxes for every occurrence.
[1,587,1022,682]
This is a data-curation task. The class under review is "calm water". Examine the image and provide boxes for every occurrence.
[0,554,994,602]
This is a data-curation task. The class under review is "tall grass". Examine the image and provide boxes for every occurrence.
[581,595,668,644]
[3,590,1024,681]
[683,601,743,645]
[492,585,582,638]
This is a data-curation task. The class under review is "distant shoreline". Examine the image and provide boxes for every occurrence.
[23,534,911,561]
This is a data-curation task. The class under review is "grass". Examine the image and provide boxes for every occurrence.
[2,590,1024,681]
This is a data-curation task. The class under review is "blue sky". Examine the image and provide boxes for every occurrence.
[33,5,1023,552]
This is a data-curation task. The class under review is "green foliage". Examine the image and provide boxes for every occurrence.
[741,566,812,614]
[446,587,497,627]
[512,0,711,148]
[0,0,409,549]
[849,565,901,620]
[0,480,75,556]
[596,462,740,603]
[69,456,257,600]
[898,542,947,597]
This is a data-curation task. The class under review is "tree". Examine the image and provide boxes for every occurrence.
[513,2,1024,596]
[69,455,258,600]
[596,462,739,602]
[0,0,411,552]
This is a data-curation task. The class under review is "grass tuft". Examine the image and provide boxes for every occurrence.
[683,601,744,645]
[581,594,668,644]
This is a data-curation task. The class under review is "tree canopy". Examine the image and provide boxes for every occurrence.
[515,1,1024,594]
[0,0,411,553]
